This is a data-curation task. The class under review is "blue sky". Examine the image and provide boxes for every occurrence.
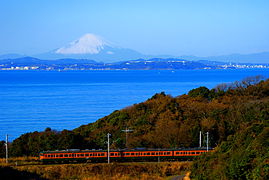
[0,0,269,56]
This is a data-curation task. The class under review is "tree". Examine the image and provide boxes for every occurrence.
[188,86,210,98]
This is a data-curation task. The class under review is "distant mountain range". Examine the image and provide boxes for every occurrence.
[1,33,269,64]
[179,52,269,64]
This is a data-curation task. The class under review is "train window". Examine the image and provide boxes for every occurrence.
[101,153,104,156]
[126,153,130,155]
[131,153,134,155]
[111,153,114,156]
[85,154,89,157]
[64,154,68,157]
[81,154,85,157]
[48,155,51,157]
[167,152,170,155]
[136,153,139,155]
[147,153,150,155]
[59,154,63,157]
[151,153,155,155]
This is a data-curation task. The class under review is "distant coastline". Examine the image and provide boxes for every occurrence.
[0,57,268,71]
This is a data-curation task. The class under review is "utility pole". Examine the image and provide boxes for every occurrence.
[158,148,160,163]
[199,131,202,148]
[5,134,8,164]
[121,127,133,148]
[206,132,209,152]
[107,133,111,164]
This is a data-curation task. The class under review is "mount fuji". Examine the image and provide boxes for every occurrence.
[36,33,145,62]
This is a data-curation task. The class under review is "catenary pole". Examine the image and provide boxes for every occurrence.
[6,134,8,164]
[206,132,209,151]
[121,127,133,148]
[199,131,202,147]
[107,133,111,164]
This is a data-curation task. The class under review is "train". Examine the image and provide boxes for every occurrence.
[39,147,213,163]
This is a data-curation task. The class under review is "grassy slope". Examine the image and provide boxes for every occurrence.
[0,161,191,180]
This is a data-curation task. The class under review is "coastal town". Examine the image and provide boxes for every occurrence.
[1,58,268,71]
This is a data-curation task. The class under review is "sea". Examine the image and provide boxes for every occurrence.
[1,69,269,141]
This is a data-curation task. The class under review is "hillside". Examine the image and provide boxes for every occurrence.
[2,76,269,179]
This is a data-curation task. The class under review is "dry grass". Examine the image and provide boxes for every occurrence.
[81,174,164,180]
[0,157,39,166]
[6,161,191,180]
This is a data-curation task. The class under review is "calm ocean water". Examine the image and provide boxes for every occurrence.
[1,69,269,141]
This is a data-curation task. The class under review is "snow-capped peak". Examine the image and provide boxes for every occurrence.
[56,33,110,54]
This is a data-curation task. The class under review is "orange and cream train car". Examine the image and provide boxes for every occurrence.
[39,148,213,163]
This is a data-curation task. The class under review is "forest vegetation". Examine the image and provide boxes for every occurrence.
[0,75,268,179]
